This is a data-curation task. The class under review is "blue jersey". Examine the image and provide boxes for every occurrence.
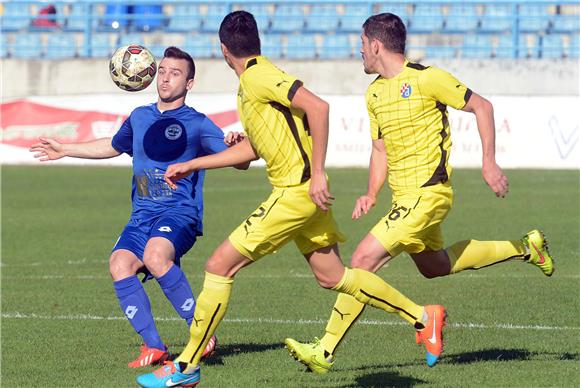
[112,103,227,235]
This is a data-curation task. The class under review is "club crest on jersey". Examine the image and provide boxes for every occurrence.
[165,124,182,140]
[400,83,412,98]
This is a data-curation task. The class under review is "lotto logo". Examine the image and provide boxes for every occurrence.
[125,305,138,320]
[158,226,172,232]
[181,298,195,312]
[400,83,412,98]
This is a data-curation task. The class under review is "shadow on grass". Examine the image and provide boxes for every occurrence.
[446,348,580,364]
[168,342,284,365]
[349,371,427,387]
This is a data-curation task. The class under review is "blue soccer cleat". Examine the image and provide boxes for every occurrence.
[136,361,200,388]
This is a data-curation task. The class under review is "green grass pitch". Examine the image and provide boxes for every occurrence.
[2,166,579,387]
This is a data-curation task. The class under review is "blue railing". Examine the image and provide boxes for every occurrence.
[1,0,579,59]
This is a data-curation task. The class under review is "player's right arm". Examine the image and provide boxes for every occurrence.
[352,138,387,220]
[29,137,120,161]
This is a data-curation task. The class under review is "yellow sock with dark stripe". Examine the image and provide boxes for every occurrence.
[176,272,233,367]
[447,240,527,274]
[320,294,365,355]
[332,268,424,327]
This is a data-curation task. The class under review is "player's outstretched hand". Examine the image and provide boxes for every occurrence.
[224,131,245,147]
[309,173,334,211]
[164,161,197,190]
[29,137,66,161]
[482,161,509,198]
[352,194,376,220]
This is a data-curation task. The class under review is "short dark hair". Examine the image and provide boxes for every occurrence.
[362,13,406,54]
[163,46,196,80]
[219,11,261,57]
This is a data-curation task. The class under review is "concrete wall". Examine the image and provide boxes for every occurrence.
[2,58,579,98]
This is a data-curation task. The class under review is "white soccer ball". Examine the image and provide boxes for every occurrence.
[109,44,157,92]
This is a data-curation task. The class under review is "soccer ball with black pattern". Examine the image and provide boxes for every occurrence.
[109,44,157,92]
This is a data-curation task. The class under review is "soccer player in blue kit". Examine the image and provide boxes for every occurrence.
[29,47,247,368]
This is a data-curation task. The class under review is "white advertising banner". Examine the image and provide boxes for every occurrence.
[2,94,578,169]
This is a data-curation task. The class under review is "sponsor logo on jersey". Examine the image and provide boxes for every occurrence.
[400,83,412,98]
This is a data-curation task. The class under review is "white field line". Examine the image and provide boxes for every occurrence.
[2,312,578,331]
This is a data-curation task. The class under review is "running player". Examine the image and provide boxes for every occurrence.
[136,11,446,387]
[284,13,554,374]
[30,47,246,368]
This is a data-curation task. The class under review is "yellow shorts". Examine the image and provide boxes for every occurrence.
[229,181,346,260]
[370,184,453,257]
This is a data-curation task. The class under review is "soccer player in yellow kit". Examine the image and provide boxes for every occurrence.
[137,11,446,387]
[285,12,555,373]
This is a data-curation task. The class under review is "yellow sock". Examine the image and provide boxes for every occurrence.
[447,240,527,274]
[320,294,365,355]
[176,272,233,366]
[332,268,424,327]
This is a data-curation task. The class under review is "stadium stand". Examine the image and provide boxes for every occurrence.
[1,0,579,60]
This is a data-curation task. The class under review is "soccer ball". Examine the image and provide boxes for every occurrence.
[109,44,157,92]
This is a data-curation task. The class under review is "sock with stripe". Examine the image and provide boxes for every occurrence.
[176,271,233,368]
[320,293,365,355]
[447,240,527,274]
[156,264,195,326]
[332,268,425,328]
[113,275,164,350]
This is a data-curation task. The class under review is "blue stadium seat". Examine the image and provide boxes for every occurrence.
[461,34,493,58]
[119,33,146,47]
[202,4,230,32]
[319,34,352,59]
[542,34,565,58]
[167,5,202,32]
[339,4,370,32]
[425,46,457,59]
[305,4,339,32]
[495,35,532,58]
[133,5,165,32]
[64,4,94,32]
[90,33,117,57]
[480,4,513,32]
[2,2,30,31]
[1,33,8,58]
[12,33,43,59]
[285,34,317,59]
[183,34,215,58]
[239,4,271,31]
[45,33,77,59]
[261,33,283,59]
[410,4,444,32]
[570,34,580,57]
[376,4,409,26]
[519,4,550,32]
[102,3,129,30]
[552,14,580,33]
[445,4,479,32]
[271,4,305,32]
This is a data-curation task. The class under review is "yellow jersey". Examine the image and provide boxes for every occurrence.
[366,60,472,195]
[238,56,313,187]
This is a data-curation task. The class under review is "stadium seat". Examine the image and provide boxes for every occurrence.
[285,34,317,59]
[305,4,339,32]
[319,34,352,59]
[425,45,457,59]
[461,34,493,58]
[64,4,95,32]
[542,34,565,58]
[90,33,117,58]
[339,4,370,32]
[238,4,271,31]
[480,4,513,32]
[1,33,8,58]
[410,4,444,32]
[261,33,283,59]
[519,4,550,32]
[495,35,532,58]
[202,4,230,32]
[183,34,215,58]
[12,33,43,59]
[102,3,129,30]
[570,34,580,57]
[133,5,165,32]
[1,2,30,31]
[45,33,77,59]
[445,4,479,32]
[167,4,202,32]
[376,4,409,26]
[271,4,305,32]
[119,33,146,47]
[552,14,580,33]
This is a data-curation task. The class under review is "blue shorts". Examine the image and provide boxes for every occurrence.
[112,214,198,281]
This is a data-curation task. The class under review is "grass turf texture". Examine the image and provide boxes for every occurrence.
[2,166,579,387]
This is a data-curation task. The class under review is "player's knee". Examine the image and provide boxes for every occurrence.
[109,252,140,280]
[143,249,172,278]
[351,250,377,272]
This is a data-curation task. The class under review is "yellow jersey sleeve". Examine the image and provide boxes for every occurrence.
[366,87,381,140]
[422,67,472,110]
[245,65,303,107]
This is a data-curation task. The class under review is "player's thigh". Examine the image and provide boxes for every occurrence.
[205,239,254,278]
[294,205,346,256]
[228,185,316,261]
[149,215,198,260]
[351,233,392,272]
[111,223,149,280]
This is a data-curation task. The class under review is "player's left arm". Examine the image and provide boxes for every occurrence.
[165,138,258,189]
[291,86,333,211]
[462,92,509,198]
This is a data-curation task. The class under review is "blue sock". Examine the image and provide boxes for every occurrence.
[113,275,164,350]
[156,264,195,326]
